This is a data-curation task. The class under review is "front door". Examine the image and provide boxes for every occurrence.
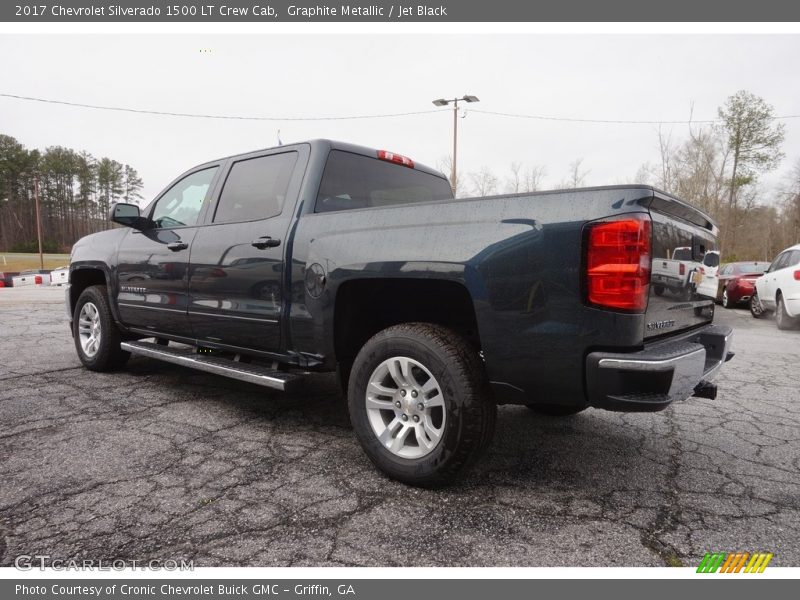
[116,165,220,337]
[188,150,300,352]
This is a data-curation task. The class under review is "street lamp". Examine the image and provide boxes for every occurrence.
[431,95,480,194]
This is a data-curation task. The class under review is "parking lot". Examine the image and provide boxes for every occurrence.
[0,286,798,567]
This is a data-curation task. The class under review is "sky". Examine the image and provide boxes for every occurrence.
[1,33,799,205]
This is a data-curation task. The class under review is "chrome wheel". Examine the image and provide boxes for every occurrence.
[365,356,446,459]
[722,288,729,308]
[78,301,102,358]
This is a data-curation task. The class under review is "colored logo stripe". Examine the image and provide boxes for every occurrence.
[697,552,773,573]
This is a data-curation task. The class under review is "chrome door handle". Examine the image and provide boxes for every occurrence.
[251,237,281,249]
[167,241,188,252]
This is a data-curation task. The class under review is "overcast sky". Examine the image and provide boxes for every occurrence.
[2,34,799,204]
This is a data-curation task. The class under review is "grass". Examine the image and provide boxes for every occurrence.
[0,253,70,272]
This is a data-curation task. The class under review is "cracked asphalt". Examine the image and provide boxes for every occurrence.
[0,287,798,567]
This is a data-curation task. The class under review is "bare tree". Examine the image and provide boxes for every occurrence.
[560,159,589,189]
[507,162,546,194]
[469,167,499,197]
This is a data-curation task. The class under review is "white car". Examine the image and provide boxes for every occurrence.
[695,250,721,300]
[751,243,800,329]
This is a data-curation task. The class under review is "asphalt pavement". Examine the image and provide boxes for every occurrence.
[0,286,798,567]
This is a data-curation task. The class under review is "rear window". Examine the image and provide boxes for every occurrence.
[672,247,692,261]
[315,150,453,213]
[702,252,720,267]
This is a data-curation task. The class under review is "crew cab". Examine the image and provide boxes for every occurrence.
[66,140,733,486]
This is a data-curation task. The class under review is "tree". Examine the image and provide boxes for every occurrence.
[717,90,786,250]
[469,166,499,197]
[123,164,144,204]
[560,159,588,189]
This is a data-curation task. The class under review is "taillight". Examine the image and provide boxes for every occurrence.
[34,275,43,285]
[377,150,414,169]
[585,215,651,311]
[794,270,800,281]
[679,263,685,276]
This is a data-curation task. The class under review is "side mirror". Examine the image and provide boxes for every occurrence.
[110,202,148,230]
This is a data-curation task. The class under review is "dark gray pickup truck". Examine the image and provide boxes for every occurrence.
[67,139,733,485]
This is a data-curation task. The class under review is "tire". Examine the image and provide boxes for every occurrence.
[653,285,664,296]
[347,323,496,487]
[526,403,587,416]
[750,290,766,319]
[73,285,130,371]
[722,287,731,308]
[776,294,798,330]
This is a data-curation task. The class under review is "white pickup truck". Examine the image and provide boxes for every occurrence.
[651,247,702,300]
[12,270,52,287]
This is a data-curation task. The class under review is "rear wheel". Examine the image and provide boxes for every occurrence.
[750,290,766,319]
[73,285,130,371]
[348,323,495,487]
[776,294,798,330]
[526,403,587,416]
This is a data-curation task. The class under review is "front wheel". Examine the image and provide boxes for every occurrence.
[73,285,130,371]
[776,294,798,330]
[348,323,496,487]
[750,290,766,319]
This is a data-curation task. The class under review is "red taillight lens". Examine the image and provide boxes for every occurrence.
[585,215,651,311]
[377,150,414,169]
[679,262,685,276]
[794,270,800,281]
[34,275,43,285]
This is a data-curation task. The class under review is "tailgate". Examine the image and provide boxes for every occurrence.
[646,191,718,340]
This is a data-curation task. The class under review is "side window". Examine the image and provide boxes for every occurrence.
[213,152,298,224]
[770,252,789,272]
[787,250,800,268]
[151,167,218,229]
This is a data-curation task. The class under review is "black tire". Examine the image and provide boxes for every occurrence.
[750,290,766,319]
[526,403,587,416]
[72,285,130,371]
[347,323,496,487]
[721,287,732,308]
[776,294,798,330]
[653,285,664,296]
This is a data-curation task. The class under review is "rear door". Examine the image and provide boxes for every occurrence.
[187,146,306,353]
[759,251,792,309]
[116,165,221,336]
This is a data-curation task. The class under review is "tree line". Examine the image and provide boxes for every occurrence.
[0,134,143,253]
[448,90,798,262]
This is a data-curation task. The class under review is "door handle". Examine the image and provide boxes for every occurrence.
[167,241,188,252]
[251,236,281,249]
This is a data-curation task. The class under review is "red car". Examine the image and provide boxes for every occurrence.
[716,261,771,308]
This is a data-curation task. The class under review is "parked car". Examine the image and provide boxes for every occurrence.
[65,139,733,486]
[710,261,771,308]
[50,266,70,286]
[750,244,800,329]
[12,269,51,287]
[694,250,721,301]
[0,271,20,287]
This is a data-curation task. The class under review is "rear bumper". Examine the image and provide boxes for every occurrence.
[586,324,733,412]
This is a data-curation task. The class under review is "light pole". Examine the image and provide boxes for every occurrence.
[33,174,43,270]
[432,95,479,195]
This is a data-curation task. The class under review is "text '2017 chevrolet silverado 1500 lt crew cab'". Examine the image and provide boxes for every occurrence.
[66,139,733,486]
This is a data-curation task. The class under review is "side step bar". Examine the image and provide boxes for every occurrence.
[121,340,303,392]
